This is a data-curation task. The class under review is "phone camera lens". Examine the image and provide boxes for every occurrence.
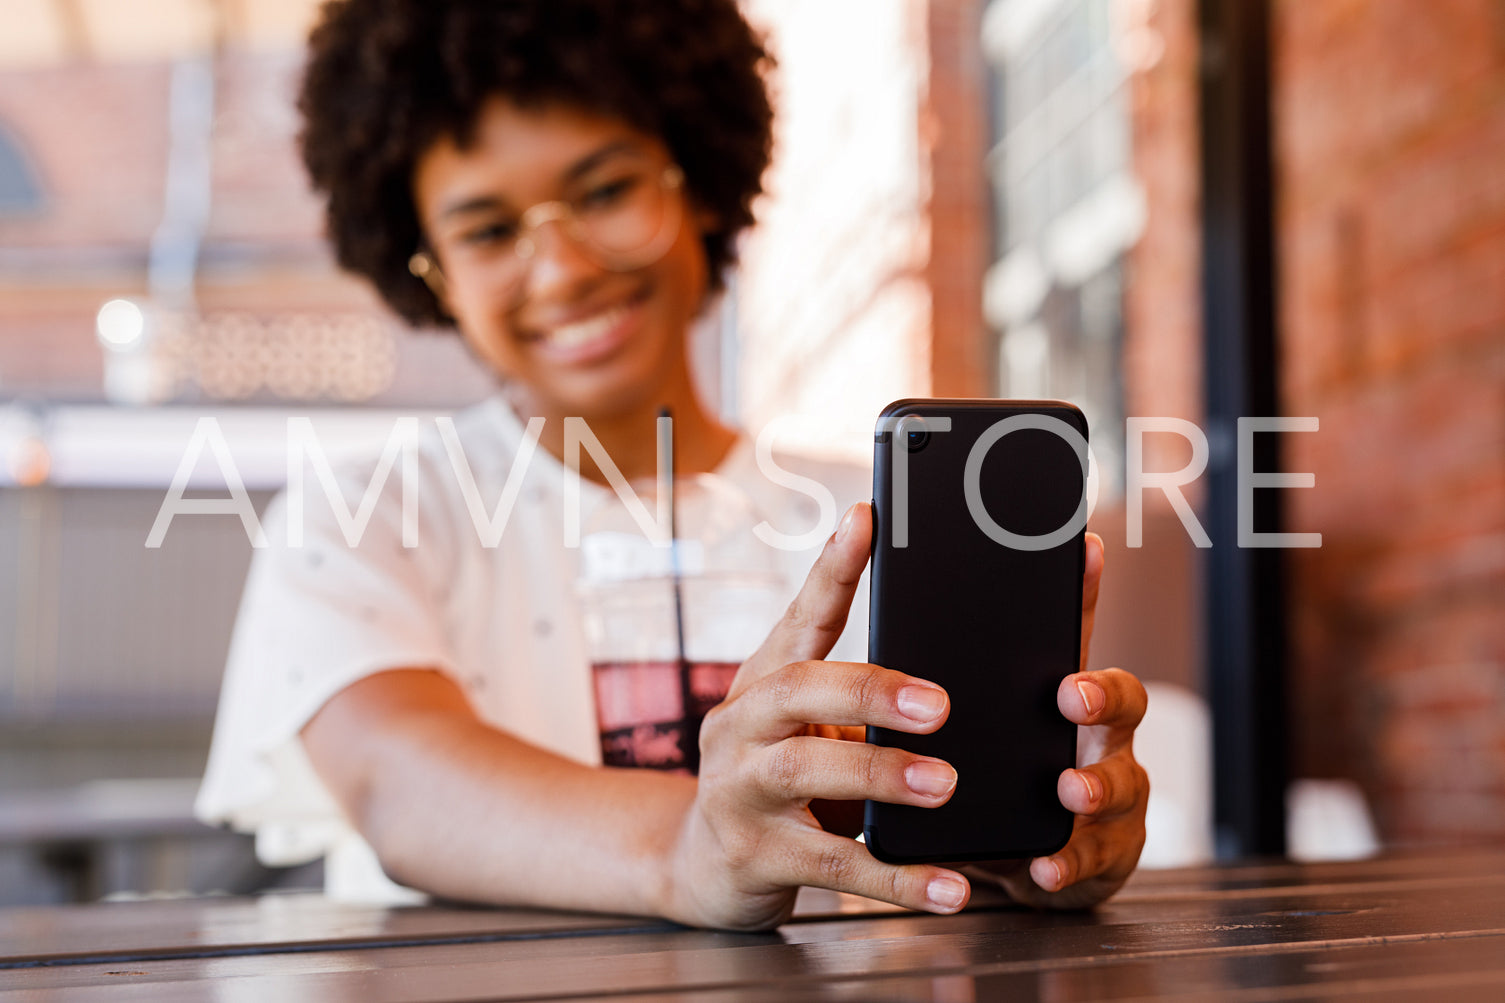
[891,416,932,452]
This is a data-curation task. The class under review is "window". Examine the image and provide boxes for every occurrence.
[982,0,1140,498]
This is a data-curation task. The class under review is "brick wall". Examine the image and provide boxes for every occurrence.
[1274,0,1505,842]
[1123,0,1202,447]
[0,50,373,397]
[0,45,495,407]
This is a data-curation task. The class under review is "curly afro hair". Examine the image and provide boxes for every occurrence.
[298,0,775,328]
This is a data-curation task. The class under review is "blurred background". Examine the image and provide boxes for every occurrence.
[0,0,1501,903]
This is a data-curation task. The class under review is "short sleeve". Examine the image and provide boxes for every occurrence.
[194,464,461,868]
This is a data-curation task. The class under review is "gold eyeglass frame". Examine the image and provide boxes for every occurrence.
[408,164,685,287]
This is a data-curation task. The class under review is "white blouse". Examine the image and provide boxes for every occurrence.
[195,396,869,899]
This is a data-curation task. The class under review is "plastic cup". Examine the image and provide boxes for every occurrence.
[578,475,784,774]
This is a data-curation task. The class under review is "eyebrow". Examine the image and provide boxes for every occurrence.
[436,140,645,222]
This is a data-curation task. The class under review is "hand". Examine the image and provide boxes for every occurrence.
[665,503,972,930]
[973,534,1151,908]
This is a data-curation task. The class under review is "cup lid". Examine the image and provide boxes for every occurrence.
[577,472,783,587]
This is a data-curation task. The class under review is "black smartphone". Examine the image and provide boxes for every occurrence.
[863,398,1087,863]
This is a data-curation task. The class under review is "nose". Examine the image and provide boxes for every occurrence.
[521,219,603,300]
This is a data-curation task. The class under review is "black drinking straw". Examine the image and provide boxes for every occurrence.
[658,406,697,773]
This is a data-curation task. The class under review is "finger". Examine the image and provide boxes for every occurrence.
[1056,753,1147,818]
[780,828,971,915]
[1079,531,1104,673]
[1058,668,1147,731]
[738,503,872,689]
[736,660,949,743]
[1029,813,1144,893]
[748,736,957,809]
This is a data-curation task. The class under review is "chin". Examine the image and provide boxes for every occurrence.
[543,344,685,420]
[525,363,650,419]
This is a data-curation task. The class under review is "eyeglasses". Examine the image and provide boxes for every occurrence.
[411,163,686,291]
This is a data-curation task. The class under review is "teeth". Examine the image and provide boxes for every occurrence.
[545,306,627,348]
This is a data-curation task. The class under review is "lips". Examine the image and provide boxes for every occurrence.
[545,304,630,349]
[527,288,649,365]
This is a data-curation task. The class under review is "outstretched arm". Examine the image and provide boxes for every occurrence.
[302,668,697,917]
[302,503,972,929]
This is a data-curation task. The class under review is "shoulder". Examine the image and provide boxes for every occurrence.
[414,395,529,484]
[253,396,522,563]
[295,395,523,500]
[717,436,869,541]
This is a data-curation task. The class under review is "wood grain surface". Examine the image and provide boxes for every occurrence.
[3,850,1503,1001]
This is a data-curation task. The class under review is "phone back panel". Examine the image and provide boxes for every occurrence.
[864,399,1084,863]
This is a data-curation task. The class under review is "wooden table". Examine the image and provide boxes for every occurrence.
[3,850,1504,1000]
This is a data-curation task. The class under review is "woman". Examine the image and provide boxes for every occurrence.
[197,0,1149,931]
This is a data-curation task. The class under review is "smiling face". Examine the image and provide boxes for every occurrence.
[412,98,712,421]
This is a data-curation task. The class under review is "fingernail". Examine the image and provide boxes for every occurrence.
[927,874,967,910]
[1046,857,1066,888]
[906,760,957,798]
[897,684,946,722]
[1076,679,1105,717]
[836,505,856,542]
[1077,770,1102,804]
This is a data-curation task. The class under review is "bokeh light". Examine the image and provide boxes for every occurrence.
[95,298,146,350]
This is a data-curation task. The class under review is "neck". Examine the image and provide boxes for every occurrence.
[515,380,737,486]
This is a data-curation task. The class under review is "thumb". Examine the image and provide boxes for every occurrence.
[1079,530,1104,674]
[736,502,871,689]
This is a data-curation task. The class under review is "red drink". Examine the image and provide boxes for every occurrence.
[591,660,740,773]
